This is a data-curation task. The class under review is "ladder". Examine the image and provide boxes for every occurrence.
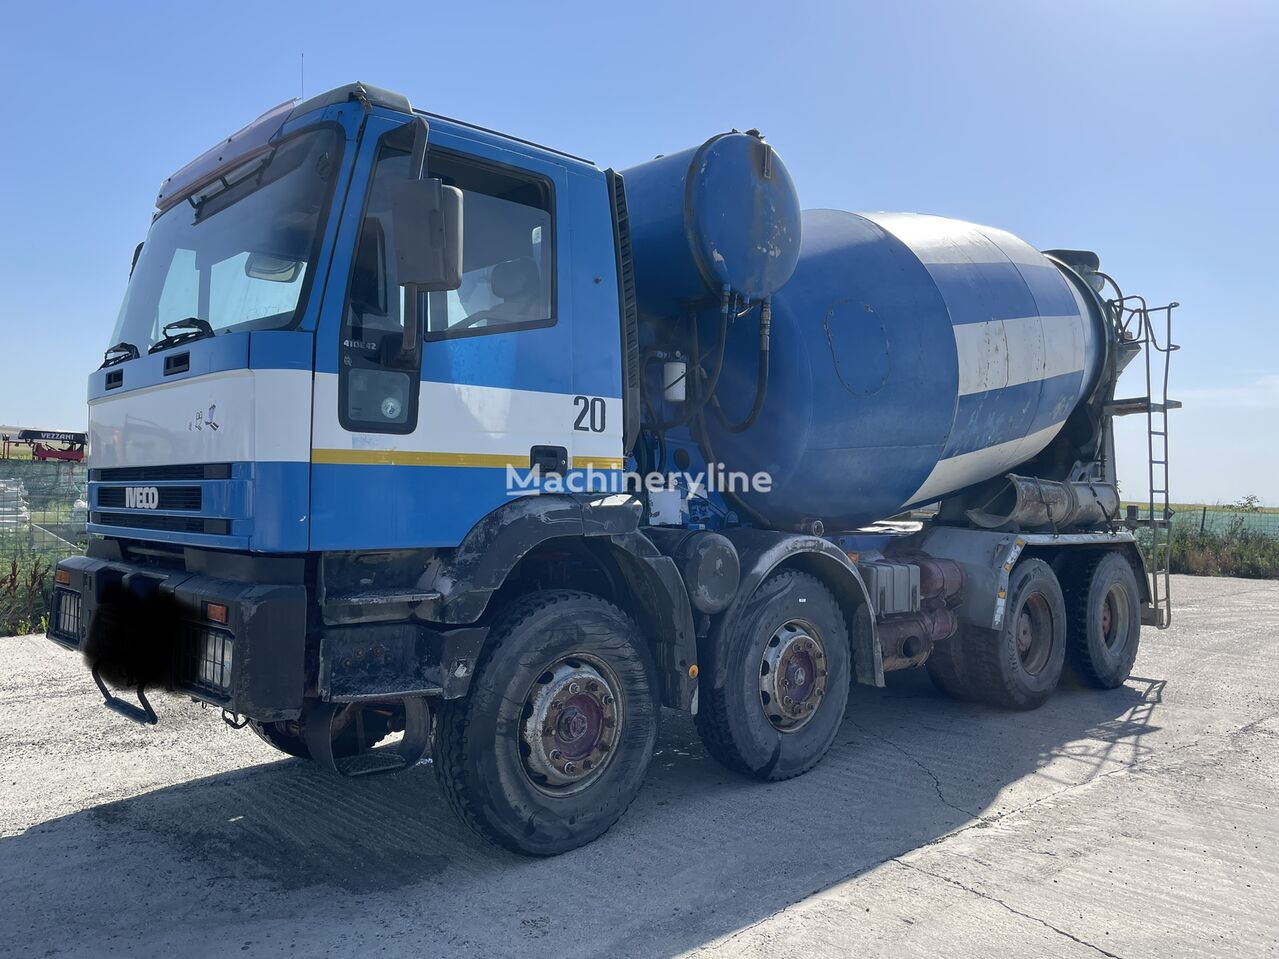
[1104,295,1180,628]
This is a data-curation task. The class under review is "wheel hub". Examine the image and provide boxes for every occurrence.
[759,620,827,732]
[1016,593,1054,675]
[522,658,620,790]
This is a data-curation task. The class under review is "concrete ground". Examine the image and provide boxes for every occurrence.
[1,574,1276,958]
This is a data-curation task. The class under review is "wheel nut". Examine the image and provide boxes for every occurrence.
[550,749,562,760]
[563,761,577,774]
[603,695,615,705]
[568,682,581,694]
[587,681,599,692]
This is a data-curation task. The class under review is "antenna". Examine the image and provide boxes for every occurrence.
[300,52,305,100]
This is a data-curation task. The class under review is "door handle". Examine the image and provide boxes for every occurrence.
[530,445,568,476]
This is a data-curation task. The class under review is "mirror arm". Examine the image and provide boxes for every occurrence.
[400,116,429,356]
[402,283,421,355]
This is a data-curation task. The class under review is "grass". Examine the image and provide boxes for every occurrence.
[1169,524,1279,580]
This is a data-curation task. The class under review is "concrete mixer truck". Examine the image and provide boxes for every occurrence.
[48,83,1179,854]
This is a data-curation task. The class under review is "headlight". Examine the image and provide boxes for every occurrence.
[196,628,234,691]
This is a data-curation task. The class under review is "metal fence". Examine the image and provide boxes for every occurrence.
[1128,503,1279,579]
[0,460,88,561]
[1168,505,1279,538]
[0,460,87,634]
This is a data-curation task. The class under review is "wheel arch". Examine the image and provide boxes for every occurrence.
[422,496,698,710]
[1024,540,1151,606]
[710,530,883,689]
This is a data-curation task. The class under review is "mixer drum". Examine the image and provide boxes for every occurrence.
[705,210,1106,529]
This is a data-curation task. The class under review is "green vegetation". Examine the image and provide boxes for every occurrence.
[1,553,52,636]
[1169,498,1279,579]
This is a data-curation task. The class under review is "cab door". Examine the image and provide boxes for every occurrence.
[309,116,622,551]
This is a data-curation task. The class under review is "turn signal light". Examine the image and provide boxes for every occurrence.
[204,602,229,624]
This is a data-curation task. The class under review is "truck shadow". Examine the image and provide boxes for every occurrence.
[0,670,1166,958]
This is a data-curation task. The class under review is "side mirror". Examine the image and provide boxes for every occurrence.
[244,252,304,282]
[389,177,463,292]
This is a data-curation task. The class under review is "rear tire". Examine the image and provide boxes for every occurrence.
[696,571,850,781]
[1065,552,1142,688]
[432,590,659,856]
[965,559,1066,710]
[925,631,975,701]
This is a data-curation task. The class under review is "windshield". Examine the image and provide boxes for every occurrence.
[110,127,341,351]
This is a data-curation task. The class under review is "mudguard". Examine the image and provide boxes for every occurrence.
[710,530,883,688]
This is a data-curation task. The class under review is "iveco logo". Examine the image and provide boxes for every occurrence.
[125,486,160,510]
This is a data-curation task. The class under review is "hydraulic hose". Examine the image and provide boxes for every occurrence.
[710,298,771,434]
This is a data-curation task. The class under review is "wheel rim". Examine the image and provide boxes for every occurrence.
[759,619,828,732]
[1101,583,1132,651]
[1015,593,1055,675]
[520,656,622,795]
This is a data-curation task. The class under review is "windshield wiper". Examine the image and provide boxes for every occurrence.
[148,317,215,354]
[100,342,140,369]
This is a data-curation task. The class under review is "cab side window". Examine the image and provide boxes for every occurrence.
[425,153,555,339]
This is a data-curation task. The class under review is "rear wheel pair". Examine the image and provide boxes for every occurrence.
[927,553,1141,709]
[434,572,851,854]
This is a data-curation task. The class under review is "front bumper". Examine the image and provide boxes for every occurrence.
[48,554,307,721]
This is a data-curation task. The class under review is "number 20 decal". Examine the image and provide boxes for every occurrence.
[573,395,607,433]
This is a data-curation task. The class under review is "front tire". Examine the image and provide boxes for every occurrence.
[1065,552,1142,688]
[432,590,659,856]
[965,559,1066,710]
[696,571,850,781]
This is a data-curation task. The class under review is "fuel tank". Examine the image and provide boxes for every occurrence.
[621,132,802,317]
[702,210,1107,529]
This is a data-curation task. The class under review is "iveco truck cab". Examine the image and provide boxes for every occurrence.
[49,83,1177,855]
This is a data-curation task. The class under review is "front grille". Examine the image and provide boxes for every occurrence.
[93,512,230,535]
[50,590,82,644]
[179,623,234,701]
[97,486,203,511]
[91,463,231,482]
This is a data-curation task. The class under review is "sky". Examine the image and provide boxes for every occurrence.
[0,0,1275,505]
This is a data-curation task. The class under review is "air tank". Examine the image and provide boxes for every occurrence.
[699,210,1108,529]
[622,132,802,317]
